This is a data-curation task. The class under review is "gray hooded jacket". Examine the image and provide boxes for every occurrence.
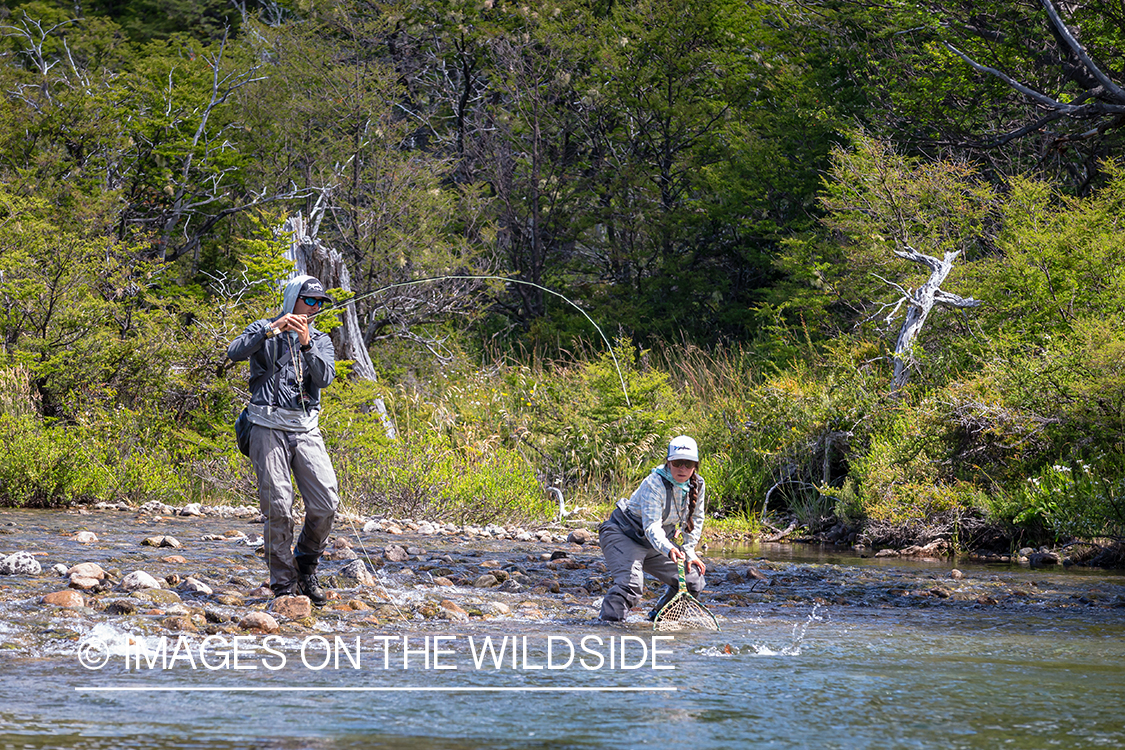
[227,275,336,432]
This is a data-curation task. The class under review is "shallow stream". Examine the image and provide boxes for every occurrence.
[0,508,1122,749]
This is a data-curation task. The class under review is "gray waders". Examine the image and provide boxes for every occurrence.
[249,424,340,595]
[598,479,705,621]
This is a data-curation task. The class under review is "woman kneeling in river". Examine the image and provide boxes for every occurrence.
[598,435,707,621]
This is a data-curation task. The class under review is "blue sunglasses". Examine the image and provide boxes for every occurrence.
[300,297,326,308]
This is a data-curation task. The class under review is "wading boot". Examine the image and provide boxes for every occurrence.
[296,559,329,607]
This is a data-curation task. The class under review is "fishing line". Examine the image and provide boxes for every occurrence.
[306,274,631,407]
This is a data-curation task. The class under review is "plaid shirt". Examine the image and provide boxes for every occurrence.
[616,467,706,558]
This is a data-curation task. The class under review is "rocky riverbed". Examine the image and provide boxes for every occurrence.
[1,503,1124,657]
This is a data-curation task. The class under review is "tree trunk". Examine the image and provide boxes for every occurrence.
[281,211,396,438]
[890,246,980,393]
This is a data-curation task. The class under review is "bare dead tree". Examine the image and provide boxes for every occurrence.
[878,245,980,393]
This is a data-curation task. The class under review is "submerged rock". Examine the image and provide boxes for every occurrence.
[473,574,499,588]
[0,552,41,576]
[73,531,98,544]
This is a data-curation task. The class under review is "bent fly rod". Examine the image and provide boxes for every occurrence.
[285,274,631,407]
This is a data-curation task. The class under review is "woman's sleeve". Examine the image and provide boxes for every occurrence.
[683,479,706,558]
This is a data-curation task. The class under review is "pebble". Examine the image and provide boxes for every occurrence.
[473,574,499,588]
[0,552,41,575]
[179,503,204,517]
[142,535,182,548]
[73,531,98,544]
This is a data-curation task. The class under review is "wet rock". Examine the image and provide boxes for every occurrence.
[567,529,594,545]
[339,560,375,586]
[384,545,409,562]
[180,577,213,596]
[162,615,198,632]
[106,600,138,615]
[142,535,182,548]
[1029,552,1061,567]
[215,593,245,606]
[165,574,181,587]
[69,576,101,591]
[874,549,899,558]
[432,577,454,587]
[929,587,952,599]
[179,503,204,517]
[121,570,163,591]
[67,562,107,580]
[140,501,176,515]
[271,595,312,619]
[439,600,469,621]
[406,546,426,557]
[498,580,523,593]
[133,588,182,604]
[483,601,510,616]
[322,547,358,561]
[549,550,568,561]
[385,524,404,535]
[163,555,188,564]
[0,552,41,576]
[42,590,85,608]
[950,569,964,580]
[239,612,280,634]
[491,570,510,583]
[245,587,272,599]
[977,596,999,606]
[73,531,98,544]
[51,563,69,576]
[473,574,499,588]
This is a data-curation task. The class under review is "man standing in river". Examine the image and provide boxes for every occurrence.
[227,275,339,606]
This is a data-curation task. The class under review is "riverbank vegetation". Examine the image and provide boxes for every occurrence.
[0,0,1123,561]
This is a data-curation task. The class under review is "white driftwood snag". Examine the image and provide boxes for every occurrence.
[282,211,397,438]
[886,245,980,392]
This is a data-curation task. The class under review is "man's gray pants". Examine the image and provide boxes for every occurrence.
[249,425,340,594]
[598,520,705,621]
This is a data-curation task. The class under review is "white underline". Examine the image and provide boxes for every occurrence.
[76,686,676,693]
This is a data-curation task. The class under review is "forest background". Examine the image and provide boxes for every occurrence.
[0,0,1123,558]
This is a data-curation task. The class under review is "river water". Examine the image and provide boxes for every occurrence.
[1,509,1123,749]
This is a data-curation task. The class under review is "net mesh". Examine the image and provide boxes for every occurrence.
[652,595,719,631]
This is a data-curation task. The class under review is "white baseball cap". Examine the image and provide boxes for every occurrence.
[667,435,699,463]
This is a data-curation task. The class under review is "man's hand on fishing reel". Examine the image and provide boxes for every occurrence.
[271,314,311,346]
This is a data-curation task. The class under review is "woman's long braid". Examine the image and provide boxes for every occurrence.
[684,474,701,535]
